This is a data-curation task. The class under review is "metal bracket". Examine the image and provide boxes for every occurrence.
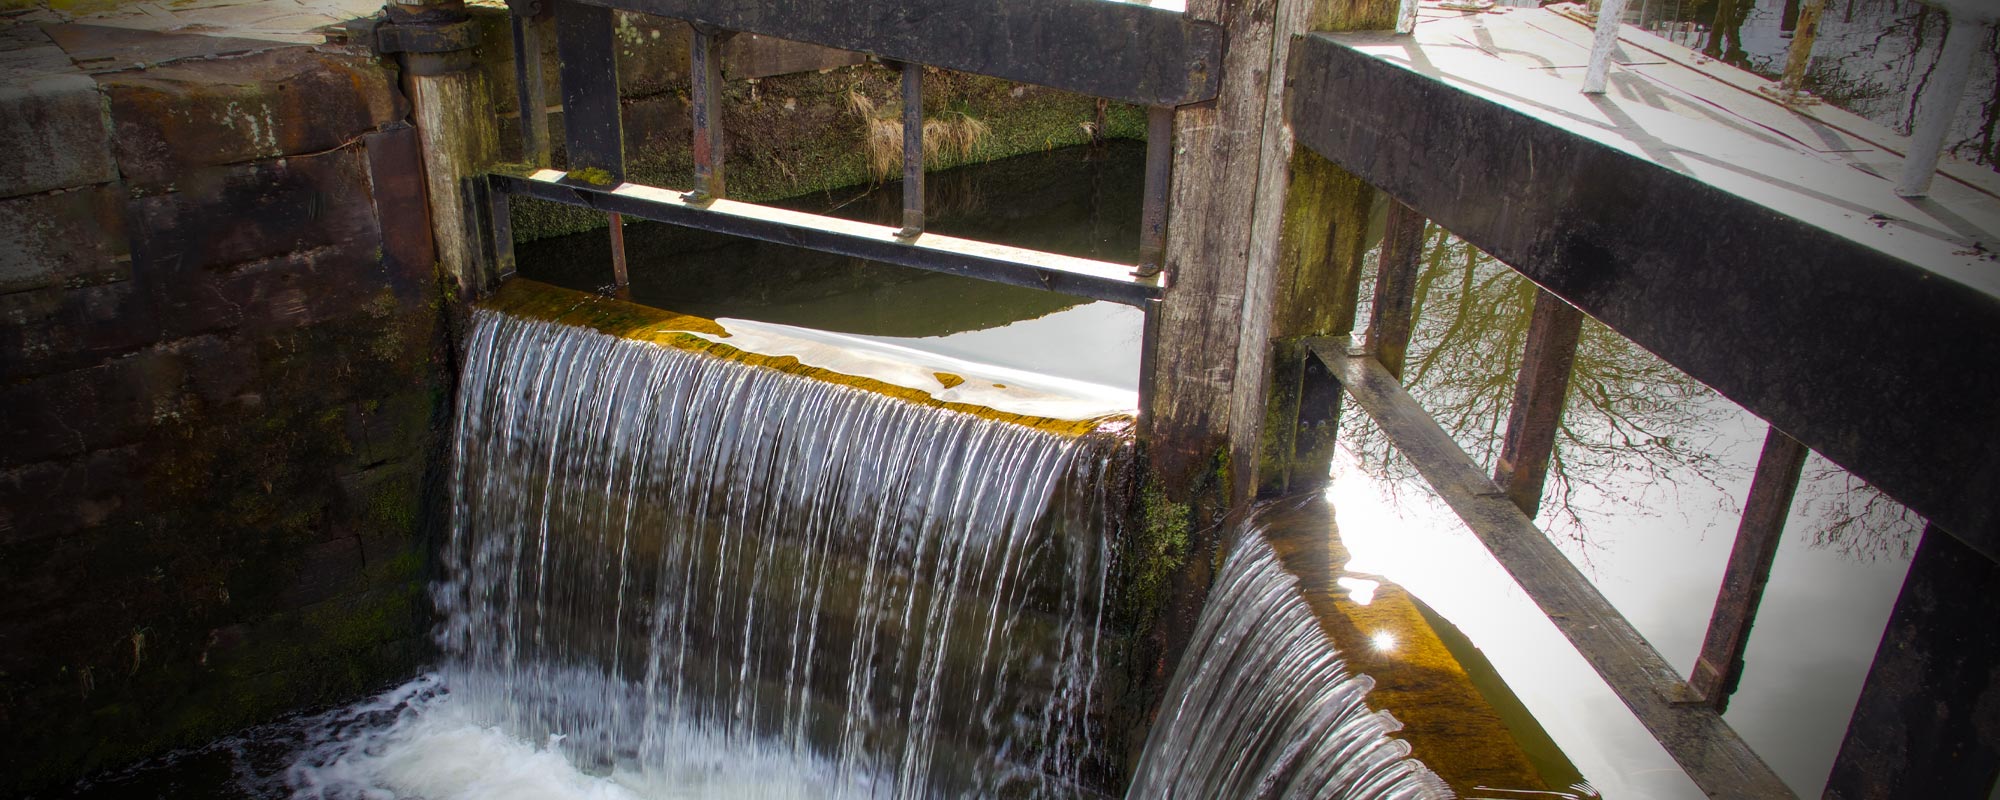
[689,23,740,42]
[346,15,479,55]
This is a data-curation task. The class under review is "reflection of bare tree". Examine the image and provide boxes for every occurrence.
[1795,458,1925,562]
[1644,0,2000,172]
[1345,230,1921,561]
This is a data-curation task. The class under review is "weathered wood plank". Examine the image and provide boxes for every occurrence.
[406,23,502,292]
[1143,0,1289,494]
[554,0,622,179]
[570,0,1223,106]
[688,24,725,200]
[1150,0,1395,498]
[1308,337,1795,799]
[1826,525,2000,799]
[1493,289,1584,517]
[1689,427,1808,712]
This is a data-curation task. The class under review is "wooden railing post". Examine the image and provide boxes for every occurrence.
[1492,289,1584,517]
[553,0,628,291]
[1775,0,1824,99]
[1688,427,1809,711]
[507,0,552,168]
[1581,0,1631,93]
[1896,11,1994,197]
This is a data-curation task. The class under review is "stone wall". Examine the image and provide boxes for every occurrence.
[0,3,1149,791]
[0,29,446,791]
[474,8,1148,241]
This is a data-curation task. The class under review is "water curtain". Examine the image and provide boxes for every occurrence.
[1130,517,1450,799]
[438,310,1121,798]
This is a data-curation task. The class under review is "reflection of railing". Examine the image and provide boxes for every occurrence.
[1305,197,1799,796]
[1289,16,2000,792]
[1299,197,1995,798]
[479,0,1218,305]
[1576,0,1995,196]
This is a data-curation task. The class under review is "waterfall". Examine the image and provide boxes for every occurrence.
[432,309,1122,798]
[1128,513,1451,800]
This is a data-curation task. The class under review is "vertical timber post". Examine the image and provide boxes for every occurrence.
[554,0,621,175]
[390,0,501,295]
[1134,106,1172,279]
[1827,525,2000,798]
[508,1,552,167]
[552,0,626,293]
[1129,0,1400,779]
[898,61,925,239]
[688,24,727,203]
[1253,1,1404,501]
[1688,427,1809,711]
[1144,0,1400,500]
[1365,199,1426,380]
[1492,289,1584,517]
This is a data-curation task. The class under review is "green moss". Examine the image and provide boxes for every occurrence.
[568,166,616,186]
[1128,482,1191,610]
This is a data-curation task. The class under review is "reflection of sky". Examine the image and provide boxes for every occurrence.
[841,256,1914,796]
[852,300,1144,397]
[1331,386,1911,797]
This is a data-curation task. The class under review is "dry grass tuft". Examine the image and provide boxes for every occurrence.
[844,88,878,119]
[865,117,902,179]
[942,114,990,162]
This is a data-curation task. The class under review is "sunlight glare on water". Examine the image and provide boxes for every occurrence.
[1326,444,1701,800]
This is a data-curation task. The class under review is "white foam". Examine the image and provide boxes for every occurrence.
[287,675,872,800]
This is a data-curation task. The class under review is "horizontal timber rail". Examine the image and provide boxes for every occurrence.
[1287,30,2000,564]
[1306,337,1794,798]
[567,0,1223,106]
[487,167,1166,307]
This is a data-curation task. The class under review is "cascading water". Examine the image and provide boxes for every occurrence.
[293,309,1122,799]
[1128,512,1451,800]
[272,304,1460,800]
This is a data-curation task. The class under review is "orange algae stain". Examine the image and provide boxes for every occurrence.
[1259,499,1581,795]
[933,372,966,389]
[481,280,1119,438]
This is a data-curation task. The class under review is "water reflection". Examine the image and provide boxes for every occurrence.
[1342,227,1923,796]
[517,143,1148,395]
[1641,0,1999,168]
